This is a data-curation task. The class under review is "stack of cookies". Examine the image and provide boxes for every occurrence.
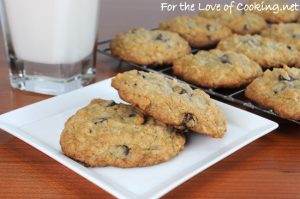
[109,4,300,121]
[60,70,227,168]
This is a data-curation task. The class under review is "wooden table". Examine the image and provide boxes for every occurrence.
[0,1,299,198]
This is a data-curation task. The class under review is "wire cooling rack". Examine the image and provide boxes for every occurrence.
[97,40,300,125]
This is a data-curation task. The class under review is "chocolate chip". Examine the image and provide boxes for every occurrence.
[128,112,136,117]
[155,33,169,42]
[155,33,163,40]
[137,71,146,79]
[219,54,231,64]
[130,29,138,34]
[206,24,216,32]
[292,34,300,39]
[141,117,149,125]
[287,45,292,50]
[182,113,197,128]
[243,24,249,31]
[279,74,296,82]
[172,86,187,95]
[206,24,212,31]
[106,101,116,107]
[94,118,107,124]
[241,9,246,15]
[119,145,130,156]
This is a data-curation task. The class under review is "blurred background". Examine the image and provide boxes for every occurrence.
[99,0,246,39]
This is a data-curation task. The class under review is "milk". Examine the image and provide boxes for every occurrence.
[3,0,100,64]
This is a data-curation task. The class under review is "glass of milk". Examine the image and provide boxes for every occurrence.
[0,0,100,95]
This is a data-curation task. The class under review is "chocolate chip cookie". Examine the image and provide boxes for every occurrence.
[245,66,300,120]
[217,34,300,69]
[261,23,300,51]
[60,99,185,168]
[199,10,267,35]
[110,28,191,65]
[159,15,232,48]
[249,0,299,23]
[112,70,227,138]
[173,49,263,88]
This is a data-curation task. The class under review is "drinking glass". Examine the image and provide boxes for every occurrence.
[0,0,100,95]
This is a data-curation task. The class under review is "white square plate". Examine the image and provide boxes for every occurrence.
[0,78,278,199]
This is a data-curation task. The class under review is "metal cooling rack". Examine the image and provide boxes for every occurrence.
[97,40,300,125]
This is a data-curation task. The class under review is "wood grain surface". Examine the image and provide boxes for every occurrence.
[0,1,299,198]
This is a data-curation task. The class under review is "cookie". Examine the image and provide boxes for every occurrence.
[261,23,300,51]
[112,70,227,138]
[245,66,300,120]
[217,34,300,69]
[60,99,185,168]
[159,15,232,48]
[110,28,191,65]
[249,0,299,23]
[199,10,267,35]
[173,49,263,88]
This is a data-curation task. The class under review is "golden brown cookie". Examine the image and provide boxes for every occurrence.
[261,23,300,51]
[112,70,227,138]
[159,15,232,48]
[110,28,191,65]
[218,34,300,69]
[245,66,300,120]
[199,10,267,35]
[60,99,185,168]
[173,49,263,88]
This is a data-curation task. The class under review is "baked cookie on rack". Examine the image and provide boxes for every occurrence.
[249,0,299,23]
[112,70,227,138]
[159,15,232,48]
[110,28,191,65]
[245,66,300,120]
[60,99,185,168]
[217,34,300,69]
[261,23,300,51]
[173,49,263,88]
[199,10,267,35]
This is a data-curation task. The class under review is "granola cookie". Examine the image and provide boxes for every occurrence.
[159,15,232,48]
[60,99,185,168]
[110,28,191,65]
[261,23,300,51]
[245,66,300,120]
[217,34,300,69]
[173,49,263,88]
[112,70,227,138]
[199,10,267,35]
